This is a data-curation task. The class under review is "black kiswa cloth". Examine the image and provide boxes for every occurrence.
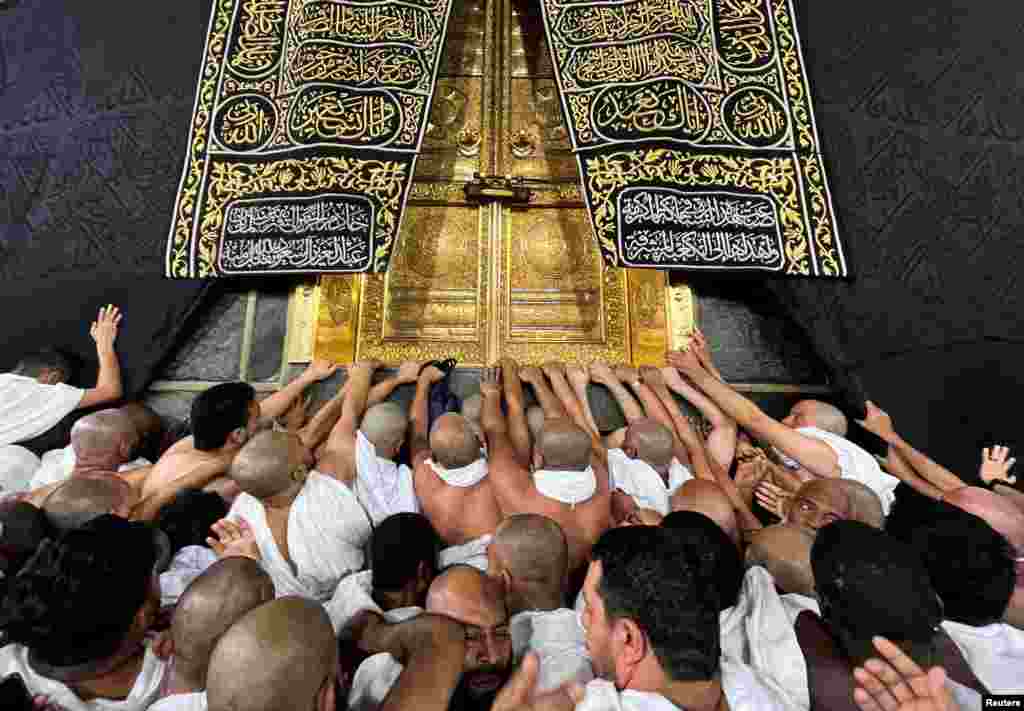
[537,0,848,277]
[165,0,456,277]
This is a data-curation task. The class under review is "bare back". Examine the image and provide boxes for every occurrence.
[141,436,231,499]
[413,459,503,546]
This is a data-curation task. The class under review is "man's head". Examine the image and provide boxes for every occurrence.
[784,479,851,533]
[0,514,159,669]
[812,521,942,667]
[154,488,230,557]
[612,489,664,528]
[207,597,339,711]
[191,383,258,452]
[841,480,885,528]
[488,514,569,610]
[582,526,720,689]
[745,524,817,597]
[230,430,312,501]
[895,508,1015,627]
[670,479,739,546]
[13,349,77,385]
[662,511,743,611]
[782,400,848,436]
[622,419,674,471]
[118,403,165,463]
[171,557,275,687]
[70,409,139,469]
[360,402,408,460]
[533,420,592,471]
[43,475,139,532]
[427,565,512,699]
[943,486,1024,554]
[372,512,441,605]
[429,413,483,469]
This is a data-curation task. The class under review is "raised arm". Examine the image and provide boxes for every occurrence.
[668,348,841,478]
[480,366,533,503]
[365,361,423,408]
[544,363,590,433]
[78,305,124,409]
[566,366,601,438]
[660,364,737,471]
[500,359,534,468]
[640,367,697,467]
[258,360,340,421]
[131,458,228,521]
[589,363,645,425]
[857,401,963,495]
[633,367,681,435]
[519,366,567,420]
[297,379,350,452]
[409,365,445,467]
[317,359,378,485]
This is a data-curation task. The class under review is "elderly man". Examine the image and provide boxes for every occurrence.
[411,365,503,569]
[577,525,783,711]
[349,565,514,711]
[226,428,371,600]
[1,306,124,454]
[487,514,594,694]
[151,557,275,711]
[668,346,898,514]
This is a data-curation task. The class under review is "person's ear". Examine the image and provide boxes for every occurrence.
[228,427,248,447]
[616,619,646,665]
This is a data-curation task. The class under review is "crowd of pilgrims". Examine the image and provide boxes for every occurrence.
[0,305,1021,711]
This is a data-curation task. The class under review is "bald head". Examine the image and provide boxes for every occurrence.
[746,525,817,597]
[430,413,482,469]
[427,565,507,623]
[671,479,739,545]
[536,420,591,471]
[841,480,884,528]
[461,394,483,424]
[945,486,1024,554]
[360,402,408,459]
[624,419,674,470]
[71,409,138,465]
[172,558,275,686]
[489,515,568,601]
[207,597,338,711]
[230,430,295,500]
[43,475,137,531]
[784,479,851,533]
[787,400,848,436]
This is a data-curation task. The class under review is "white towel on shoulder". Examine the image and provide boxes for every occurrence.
[427,456,489,488]
[607,449,692,516]
[0,374,84,447]
[533,467,596,507]
[439,534,492,572]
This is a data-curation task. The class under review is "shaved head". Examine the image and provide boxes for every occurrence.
[207,597,338,711]
[746,525,816,597]
[526,407,545,440]
[360,402,408,459]
[461,394,483,424]
[945,486,1024,553]
[841,480,884,528]
[230,430,296,500]
[489,515,568,605]
[430,414,482,469]
[43,475,137,531]
[71,409,138,463]
[671,479,739,545]
[537,420,591,470]
[786,400,848,436]
[784,479,851,533]
[427,565,505,620]
[624,419,674,469]
[172,558,275,686]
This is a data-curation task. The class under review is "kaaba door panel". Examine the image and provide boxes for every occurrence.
[313,0,693,365]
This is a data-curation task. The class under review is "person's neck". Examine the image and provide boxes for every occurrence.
[373,587,420,611]
[508,586,564,615]
[37,646,147,703]
[263,488,299,510]
[74,454,123,476]
[165,654,205,695]
[659,676,726,711]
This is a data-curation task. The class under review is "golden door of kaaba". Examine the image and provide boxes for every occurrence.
[312,0,694,365]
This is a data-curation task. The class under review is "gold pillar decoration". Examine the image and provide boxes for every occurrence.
[313,275,361,364]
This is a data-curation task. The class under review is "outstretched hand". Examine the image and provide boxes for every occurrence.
[980,445,1016,486]
[853,637,960,711]
[856,401,896,440]
[90,304,122,352]
[303,359,341,382]
[397,360,424,384]
[666,347,702,374]
[754,480,790,519]
[480,366,502,397]
[207,517,260,561]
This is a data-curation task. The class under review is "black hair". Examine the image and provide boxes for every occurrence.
[591,526,720,682]
[12,349,78,383]
[153,488,229,557]
[894,508,1015,626]
[661,511,743,611]
[812,521,941,650]
[0,515,156,667]
[372,513,441,592]
[0,502,53,577]
[190,382,256,451]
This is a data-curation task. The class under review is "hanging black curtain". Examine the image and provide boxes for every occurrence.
[769,0,1024,482]
[0,0,213,395]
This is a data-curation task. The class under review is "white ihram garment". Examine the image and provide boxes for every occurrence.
[510,608,594,693]
[607,448,692,516]
[533,467,596,507]
[354,431,419,526]
[30,445,151,490]
[0,374,83,447]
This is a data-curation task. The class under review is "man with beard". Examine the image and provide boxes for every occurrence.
[349,565,513,711]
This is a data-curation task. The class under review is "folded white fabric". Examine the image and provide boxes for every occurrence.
[942,619,1024,693]
[439,534,492,572]
[607,449,692,515]
[426,456,489,488]
[0,444,41,495]
[0,374,84,447]
[533,467,596,507]
[354,431,419,526]
[159,546,219,608]
[511,608,594,693]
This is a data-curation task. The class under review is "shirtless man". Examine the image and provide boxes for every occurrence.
[410,365,503,553]
[482,364,611,574]
[141,361,340,505]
